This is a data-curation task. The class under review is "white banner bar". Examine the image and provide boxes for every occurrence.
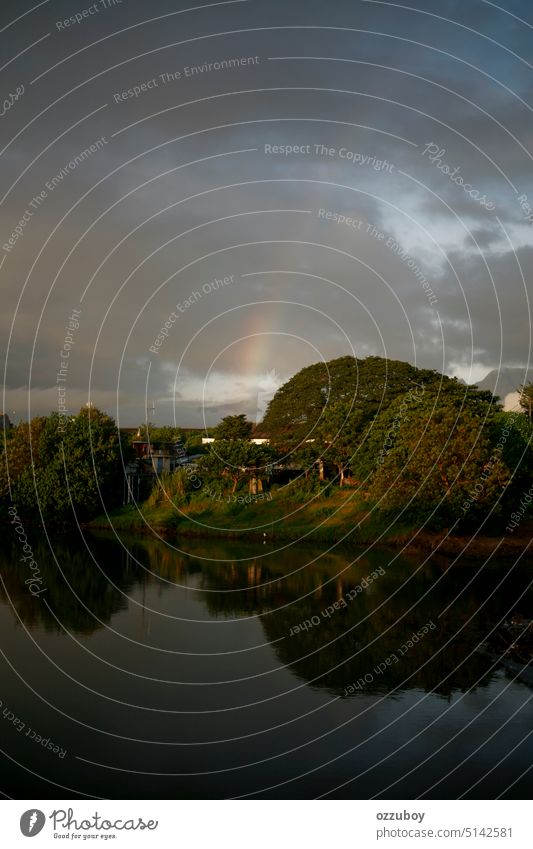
[1,800,530,848]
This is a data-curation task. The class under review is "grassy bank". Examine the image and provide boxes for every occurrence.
[91,488,381,544]
[89,486,533,558]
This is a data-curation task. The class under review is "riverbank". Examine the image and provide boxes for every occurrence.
[89,488,533,559]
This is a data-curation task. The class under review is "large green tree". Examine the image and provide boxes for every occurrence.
[198,439,272,494]
[366,389,511,528]
[7,407,131,520]
[0,417,46,501]
[352,380,493,482]
[316,399,367,486]
[290,440,323,480]
[137,424,184,444]
[213,414,253,441]
[489,410,533,496]
[519,382,533,419]
[261,355,468,452]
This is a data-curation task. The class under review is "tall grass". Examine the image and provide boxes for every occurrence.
[146,469,190,508]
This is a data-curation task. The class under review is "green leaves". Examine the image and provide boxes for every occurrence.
[262,355,453,451]
[198,439,273,494]
[365,390,512,528]
[213,414,253,441]
[5,407,131,521]
[137,424,184,446]
[519,381,533,418]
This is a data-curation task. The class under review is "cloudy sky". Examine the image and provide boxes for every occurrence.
[1,0,532,426]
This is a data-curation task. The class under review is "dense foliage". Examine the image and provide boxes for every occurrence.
[137,424,184,444]
[260,356,532,530]
[365,392,509,527]
[4,357,530,534]
[213,414,253,441]
[261,355,472,452]
[1,407,131,521]
[198,439,273,494]
[519,381,533,418]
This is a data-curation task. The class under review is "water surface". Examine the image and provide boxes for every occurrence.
[0,531,531,799]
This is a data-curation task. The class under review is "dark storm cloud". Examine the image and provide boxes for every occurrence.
[1,0,532,424]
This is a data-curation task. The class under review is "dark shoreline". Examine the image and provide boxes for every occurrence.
[5,504,533,561]
[85,518,533,561]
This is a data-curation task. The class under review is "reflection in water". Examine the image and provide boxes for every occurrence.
[0,530,531,799]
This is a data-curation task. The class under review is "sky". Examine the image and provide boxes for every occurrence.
[1,0,532,427]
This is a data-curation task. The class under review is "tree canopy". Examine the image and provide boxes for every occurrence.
[198,439,273,493]
[136,424,184,445]
[519,381,533,418]
[2,407,131,521]
[213,414,253,441]
[260,355,478,452]
[362,386,517,528]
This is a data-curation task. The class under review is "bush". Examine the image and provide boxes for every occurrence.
[146,469,194,508]
[281,473,329,502]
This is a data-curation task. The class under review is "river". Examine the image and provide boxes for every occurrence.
[0,530,531,799]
